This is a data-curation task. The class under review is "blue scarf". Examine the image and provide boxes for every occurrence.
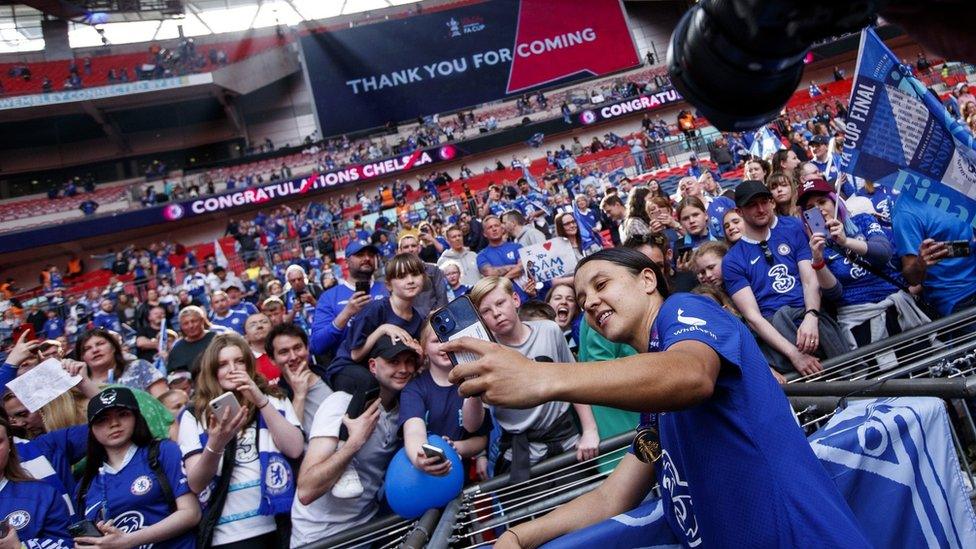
[190,406,295,516]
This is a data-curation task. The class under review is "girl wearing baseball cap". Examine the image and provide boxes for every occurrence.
[74,386,199,548]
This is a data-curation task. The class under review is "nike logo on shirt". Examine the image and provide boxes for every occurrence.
[85,501,104,517]
[750,256,761,265]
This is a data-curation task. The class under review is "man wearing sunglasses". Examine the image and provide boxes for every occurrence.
[722,180,850,377]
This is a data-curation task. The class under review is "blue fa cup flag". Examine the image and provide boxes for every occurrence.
[747,126,785,160]
[841,28,976,227]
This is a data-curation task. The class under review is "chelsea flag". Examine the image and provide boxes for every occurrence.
[841,28,976,228]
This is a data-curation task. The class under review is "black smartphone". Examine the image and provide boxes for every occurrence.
[676,245,693,263]
[944,240,972,258]
[355,280,370,294]
[338,387,380,440]
[69,520,104,538]
[430,295,496,367]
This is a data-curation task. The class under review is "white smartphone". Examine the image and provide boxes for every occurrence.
[209,392,241,419]
[421,443,447,462]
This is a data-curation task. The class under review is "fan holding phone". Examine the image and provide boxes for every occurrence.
[798,180,932,356]
[400,316,493,479]
[177,333,304,548]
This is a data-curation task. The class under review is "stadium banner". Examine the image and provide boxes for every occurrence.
[577,88,683,125]
[544,397,976,548]
[162,144,461,221]
[840,28,976,228]
[300,0,640,134]
[0,73,214,110]
[0,85,682,252]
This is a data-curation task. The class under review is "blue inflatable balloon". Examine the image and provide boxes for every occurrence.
[385,434,464,519]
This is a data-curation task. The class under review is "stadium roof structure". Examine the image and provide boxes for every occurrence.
[0,0,423,53]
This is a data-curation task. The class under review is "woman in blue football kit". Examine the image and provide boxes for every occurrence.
[798,179,929,361]
[75,387,199,549]
[444,248,870,548]
[0,413,73,549]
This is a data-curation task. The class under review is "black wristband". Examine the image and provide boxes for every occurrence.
[804,309,820,318]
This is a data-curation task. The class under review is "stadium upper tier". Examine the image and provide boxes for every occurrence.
[0,34,285,96]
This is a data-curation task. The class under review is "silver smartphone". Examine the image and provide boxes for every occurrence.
[209,392,241,418]
[421,443,447,462]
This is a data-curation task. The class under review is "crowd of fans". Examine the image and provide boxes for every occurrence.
[1,80,975,546]
[2,45,976,546]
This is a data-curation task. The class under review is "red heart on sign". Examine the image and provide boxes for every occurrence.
[543,241,552,251]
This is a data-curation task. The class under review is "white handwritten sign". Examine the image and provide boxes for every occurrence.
[519,238,579,283]
[6,358,81,413]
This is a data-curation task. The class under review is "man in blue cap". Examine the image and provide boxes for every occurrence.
[309,240,388,363]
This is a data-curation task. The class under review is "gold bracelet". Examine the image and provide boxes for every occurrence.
[507,529,523,548]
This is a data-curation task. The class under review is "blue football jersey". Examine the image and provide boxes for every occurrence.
[0,478,72,548]
[722,216,810,316]
[824,217,898,306]
[80,441,193,549]
[209,309,249,335]
[645,294,870,547]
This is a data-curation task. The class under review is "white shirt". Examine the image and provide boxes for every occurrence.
[178,397,300,545]
[290,392,400,546]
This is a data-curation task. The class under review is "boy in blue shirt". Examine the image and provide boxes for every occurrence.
[92,298,122,333]
[476,216,527,300]
[208,290,249,334]
[42,309,64,340]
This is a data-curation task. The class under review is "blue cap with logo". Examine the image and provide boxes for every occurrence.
[345,239,379,257]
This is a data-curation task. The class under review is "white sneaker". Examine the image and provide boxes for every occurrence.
[331,465,363,498]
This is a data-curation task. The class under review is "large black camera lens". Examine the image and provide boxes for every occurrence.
[667,0,881,132]
[667,3,805,131]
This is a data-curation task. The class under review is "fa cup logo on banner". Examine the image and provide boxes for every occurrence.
[447,18,461,37]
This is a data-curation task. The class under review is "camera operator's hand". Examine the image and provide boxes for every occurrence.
[343,399,381,452]
[826,219,846,246]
